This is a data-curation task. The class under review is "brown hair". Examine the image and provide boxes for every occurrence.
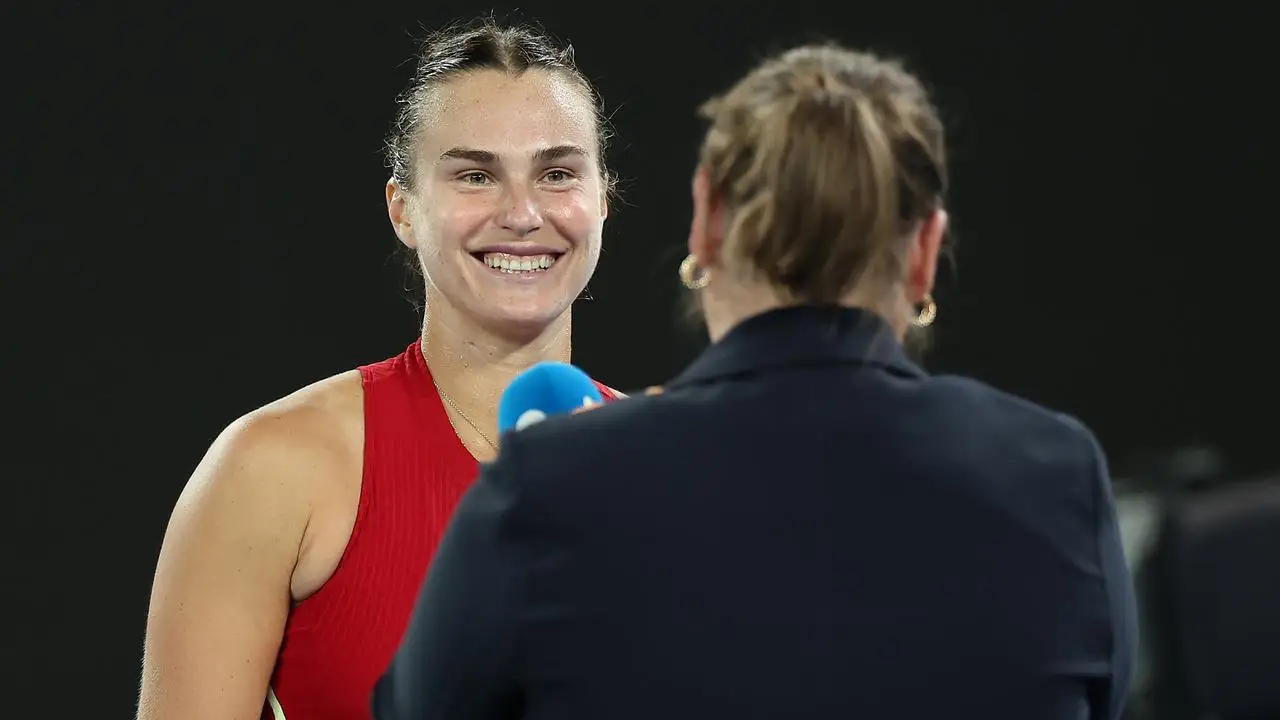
[383,15,616,299]
[697,44,947,304]
[385,15,614,194]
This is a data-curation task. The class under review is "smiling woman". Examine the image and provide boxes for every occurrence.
[135,15,624,720]
[409,135,599,321]
[456,146,588,278]
[389,64,608,350]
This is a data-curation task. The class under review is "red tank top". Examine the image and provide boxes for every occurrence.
[263,342,619,720]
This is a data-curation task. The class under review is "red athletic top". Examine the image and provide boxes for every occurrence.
[263,342,620,720]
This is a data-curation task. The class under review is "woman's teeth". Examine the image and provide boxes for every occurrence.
[482,253,558,273]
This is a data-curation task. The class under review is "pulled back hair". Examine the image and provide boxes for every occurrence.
[384,15,615,194]
[382,15,615,298]
[698,44,947,305]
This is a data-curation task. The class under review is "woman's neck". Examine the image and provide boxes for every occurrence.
[700,275,909,343]
[420,294,573,453]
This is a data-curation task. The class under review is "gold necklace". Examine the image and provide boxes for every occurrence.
[434,381,498,450]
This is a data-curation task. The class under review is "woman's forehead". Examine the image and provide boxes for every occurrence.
[419,70,598,162]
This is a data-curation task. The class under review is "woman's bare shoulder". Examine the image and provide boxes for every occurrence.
[138,370,367,720]
[245,370,364,454]
[183,370,365,530]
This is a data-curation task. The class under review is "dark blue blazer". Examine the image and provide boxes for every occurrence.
[372,306,1137,720]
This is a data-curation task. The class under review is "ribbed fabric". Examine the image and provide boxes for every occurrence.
[262,342,619,720]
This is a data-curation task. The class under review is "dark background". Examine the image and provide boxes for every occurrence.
[8,2,1267,716]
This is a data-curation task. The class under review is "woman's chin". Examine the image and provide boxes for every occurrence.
[474,300,575,341]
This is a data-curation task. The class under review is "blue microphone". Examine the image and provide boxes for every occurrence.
[498,362,604,434]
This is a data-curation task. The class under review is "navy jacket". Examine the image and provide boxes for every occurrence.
[373,305,1137,720]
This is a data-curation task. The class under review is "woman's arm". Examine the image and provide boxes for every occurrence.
[137,413,321,720]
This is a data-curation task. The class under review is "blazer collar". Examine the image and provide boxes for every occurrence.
[669,305,924,389]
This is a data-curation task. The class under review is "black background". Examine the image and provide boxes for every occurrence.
[8,2,1267,715]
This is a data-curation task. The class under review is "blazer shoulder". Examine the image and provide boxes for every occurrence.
[932,373,1096,440]
[924,374,1105,495]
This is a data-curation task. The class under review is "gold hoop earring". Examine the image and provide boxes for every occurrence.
[679,254,710,290]
[911,294,937,327]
